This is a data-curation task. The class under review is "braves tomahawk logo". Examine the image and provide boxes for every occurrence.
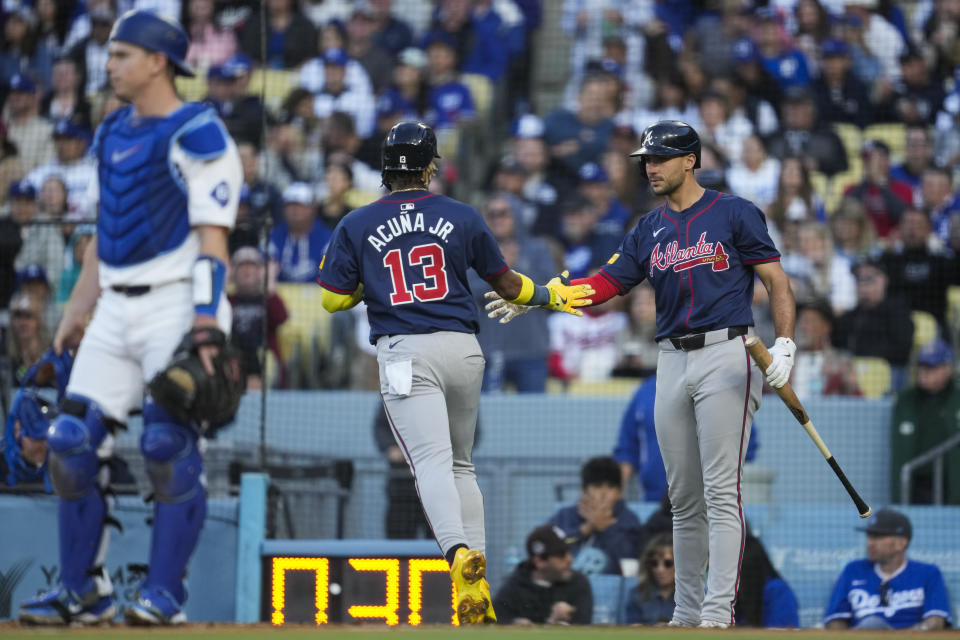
[650,231,729,274]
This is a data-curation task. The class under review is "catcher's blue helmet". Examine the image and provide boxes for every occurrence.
[109,9,194,77]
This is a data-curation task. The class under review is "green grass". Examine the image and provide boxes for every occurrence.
[3,624,960,640]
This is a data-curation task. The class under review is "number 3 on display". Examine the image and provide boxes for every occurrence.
[384,243,449,305]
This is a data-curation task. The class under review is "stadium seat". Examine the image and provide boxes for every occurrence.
[852,357,892,398]
[174,75,208,102]
[588,574,623,624]
[460,73,494,122]
[619,576,637,624]
[946,286,960,335]
[826,168,862,214]
[546,378,642,395]
[832,122,862,160]
[863,123,907,163]
[275,283,333,388]
[910,310,938,351]
[248,69,298,107]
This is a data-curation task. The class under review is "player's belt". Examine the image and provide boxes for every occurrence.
[110,285,152,296]
[668,325,748,352]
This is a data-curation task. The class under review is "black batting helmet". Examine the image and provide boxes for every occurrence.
[381,121,441,172]
[630,120,701,172]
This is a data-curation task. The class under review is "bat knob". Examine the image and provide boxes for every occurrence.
[859,507,873,519]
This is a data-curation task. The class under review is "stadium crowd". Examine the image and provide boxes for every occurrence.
[1,0,959,628]
[3,0,960,399]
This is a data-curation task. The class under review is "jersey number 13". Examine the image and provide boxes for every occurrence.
[383,243,449,305]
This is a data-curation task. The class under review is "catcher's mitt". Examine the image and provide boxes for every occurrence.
[148,327,245,429]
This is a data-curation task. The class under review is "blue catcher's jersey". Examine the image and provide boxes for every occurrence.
[319,190,508,343]
[94,102,216,267]
[599,190,780,340]
[825,559,952,629]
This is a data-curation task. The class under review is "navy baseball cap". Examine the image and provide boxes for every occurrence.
[422,30,457,51]
[322,48,349,66]
[18,264,49,287]
[510,114,544,139]
[578,162,609,183]
[53,118,92,141]
[8,180,36,200]
[222,53,252,76]
[526,525,569,559]
[917,338,953,367]
[821,39,850,58]
[861,139,891,156]
[857,508,912,541]
[8,73,36,93]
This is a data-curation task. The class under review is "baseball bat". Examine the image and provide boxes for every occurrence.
[745,336,872,518]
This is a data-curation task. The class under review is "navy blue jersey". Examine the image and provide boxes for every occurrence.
[825,559,951,629]
[318,190,508,343]
[598,190,780,340]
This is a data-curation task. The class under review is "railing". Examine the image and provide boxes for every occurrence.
[900,432,960,505]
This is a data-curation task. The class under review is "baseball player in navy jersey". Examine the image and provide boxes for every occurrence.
[317,121,593,624]
[490,120,797,628]
[825,509,949,630]
[19,10,241,626]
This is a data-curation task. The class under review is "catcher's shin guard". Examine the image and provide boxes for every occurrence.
[140,400,206,605]
[46,394,117,598]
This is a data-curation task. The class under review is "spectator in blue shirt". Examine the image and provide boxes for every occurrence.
[422,31,476,130]
[429,0,509,82]
[825,509,950,630]
[577,161,631,236]
[734,535,799,628]
[366,0,414,57]
[755,8,811,91]
[556,194,625,281]
[543,75,615,174]
[268,182,331,283]
[547,456,643,576]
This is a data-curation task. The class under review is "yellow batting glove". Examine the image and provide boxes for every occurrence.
[543,271,594,316]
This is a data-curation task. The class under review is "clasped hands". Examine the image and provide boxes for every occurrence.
[485,270,594,324]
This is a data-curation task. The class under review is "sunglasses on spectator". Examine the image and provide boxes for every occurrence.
[486,207,512,217]
[647,558,673,569]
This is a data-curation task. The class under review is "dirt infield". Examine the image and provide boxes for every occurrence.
[3,621,960,639]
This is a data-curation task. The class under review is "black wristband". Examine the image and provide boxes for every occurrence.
[527,284,550,307]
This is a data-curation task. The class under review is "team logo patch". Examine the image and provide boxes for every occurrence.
[607,253,620,265]
[211,181,230,206]
[650,232,730,274]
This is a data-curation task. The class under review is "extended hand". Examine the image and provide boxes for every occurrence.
[53,311,87,355]
[484,291,532,324]
[765,337,796,388]
[544,271,594,316]
[193,315,221,375]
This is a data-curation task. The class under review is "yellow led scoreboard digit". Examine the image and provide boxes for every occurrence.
[262,540,458,626]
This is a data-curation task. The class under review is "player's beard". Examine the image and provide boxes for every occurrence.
[650,174,682,197]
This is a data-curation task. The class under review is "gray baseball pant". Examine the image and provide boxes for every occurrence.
[376,331,486,556]
[654,331,762,626]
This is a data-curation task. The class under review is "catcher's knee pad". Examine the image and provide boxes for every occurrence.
[47,394,114,500]
[141,401,203,503]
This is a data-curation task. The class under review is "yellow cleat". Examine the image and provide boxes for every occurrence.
[450,548,497,625]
